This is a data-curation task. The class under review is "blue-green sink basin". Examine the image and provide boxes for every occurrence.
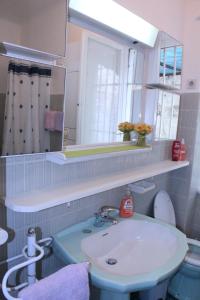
[53,213,188,296]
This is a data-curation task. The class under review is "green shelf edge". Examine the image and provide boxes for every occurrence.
[63,145,150,158]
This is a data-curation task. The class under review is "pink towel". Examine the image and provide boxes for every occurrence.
[45,111,64,132]
[19,262,90,300]
[44,111,57,131]
[54,111,64,132]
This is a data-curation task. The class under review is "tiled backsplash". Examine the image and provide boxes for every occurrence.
[5,174,170,286]
[5,141,171,198]
[169,93,200,234]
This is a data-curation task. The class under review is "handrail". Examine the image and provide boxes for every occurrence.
[2,243,44,300]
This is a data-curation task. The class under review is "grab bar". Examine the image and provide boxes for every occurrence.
[2,228,48,300]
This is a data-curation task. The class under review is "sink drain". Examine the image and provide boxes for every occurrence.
[82,229,92,234]
[106,258,117,265]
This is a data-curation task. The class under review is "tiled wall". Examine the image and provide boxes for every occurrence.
[5,141,171,198]
[1,93,200,298]
[2,89,200,294]
[168,93,200,234]
[0,93,6,154]
[0,159,7,299]
[0,140,173,292]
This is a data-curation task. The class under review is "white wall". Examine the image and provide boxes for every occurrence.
[181,0,200,93]
[20,0,66,56]
[0,18,21,44]
[0,18,21,93]
[20,1,66,95]
[115,0,185,42]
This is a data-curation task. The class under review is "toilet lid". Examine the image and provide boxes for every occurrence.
[154,190,176,226]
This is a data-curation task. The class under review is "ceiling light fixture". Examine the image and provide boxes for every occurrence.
[69,0,159,47]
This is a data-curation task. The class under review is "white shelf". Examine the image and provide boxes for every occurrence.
[5,160,189,213]
[0,42,67,68]
[46,146,152,164]
[145,83,180,94]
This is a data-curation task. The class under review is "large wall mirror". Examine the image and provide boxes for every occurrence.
[0,0,183,157]
[145,31,183,141]
[64,19,183,147]
[64,21,146,146]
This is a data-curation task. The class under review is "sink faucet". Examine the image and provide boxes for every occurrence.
[94,206,119,227]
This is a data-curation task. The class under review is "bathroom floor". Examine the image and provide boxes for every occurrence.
[130,293,175,300]
[91,284,175,300]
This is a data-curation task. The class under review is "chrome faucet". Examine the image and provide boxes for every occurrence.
[94,206,119,227]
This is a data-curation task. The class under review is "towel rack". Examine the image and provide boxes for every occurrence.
[2,228,52,300]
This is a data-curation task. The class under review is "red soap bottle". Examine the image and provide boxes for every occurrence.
[119,188,134,218]
[172,140,181,161]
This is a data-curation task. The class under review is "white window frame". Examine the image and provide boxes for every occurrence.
[160,45,182,89]
[76,30,132,145]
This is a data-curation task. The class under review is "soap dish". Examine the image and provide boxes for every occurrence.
[128,180,156,194]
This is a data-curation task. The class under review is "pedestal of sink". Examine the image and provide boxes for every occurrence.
[101,289,129,300]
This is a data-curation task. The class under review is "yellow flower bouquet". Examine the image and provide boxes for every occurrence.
[118,122,135,141]
[134,123,153,147]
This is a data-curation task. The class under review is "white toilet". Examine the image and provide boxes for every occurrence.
[154,190,200,300]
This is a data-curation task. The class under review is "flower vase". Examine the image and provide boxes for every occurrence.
[123,131,131,142]
[136,134,146,147]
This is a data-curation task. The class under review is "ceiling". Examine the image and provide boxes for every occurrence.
[0,0,63,23]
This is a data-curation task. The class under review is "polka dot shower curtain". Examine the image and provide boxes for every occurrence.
[2,61,52,155]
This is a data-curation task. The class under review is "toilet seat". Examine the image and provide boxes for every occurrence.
[154,190,176,226]
[154,191,200,267]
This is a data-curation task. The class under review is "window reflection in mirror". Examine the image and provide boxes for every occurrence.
[155,91,180,140]
[64,22,145,146]
[155,32,182,140]
[0,56,66,156]
[160,46,183,89]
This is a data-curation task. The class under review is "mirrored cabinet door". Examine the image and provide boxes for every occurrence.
[64,22,140,147]
[0,56,66,156]
[145,31,183,90]
[0,0,67,56]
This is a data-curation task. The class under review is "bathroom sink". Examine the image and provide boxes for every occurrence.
[81,219,178,276]
[53,214,188,298]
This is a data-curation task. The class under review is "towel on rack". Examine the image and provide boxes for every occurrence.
[44,111,57,131]
[19,262,90,300]
[44,111,64,132]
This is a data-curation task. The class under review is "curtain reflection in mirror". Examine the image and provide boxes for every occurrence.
[2,61,51,155]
